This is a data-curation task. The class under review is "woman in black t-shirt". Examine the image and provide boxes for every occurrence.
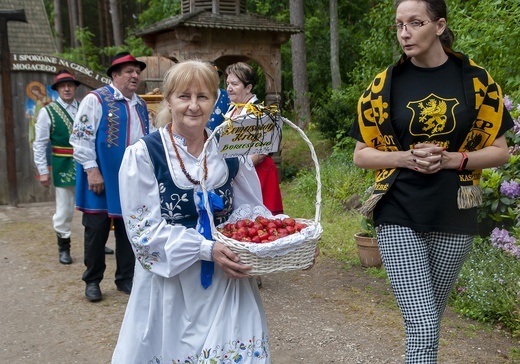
[349,0,513,362]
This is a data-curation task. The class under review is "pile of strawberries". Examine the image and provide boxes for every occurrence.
[218,216,308,243]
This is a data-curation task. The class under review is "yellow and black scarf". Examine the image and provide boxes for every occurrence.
[358,48,506,218]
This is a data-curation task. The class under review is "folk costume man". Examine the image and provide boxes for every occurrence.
[33,70,81,265]
[70,52,149,302]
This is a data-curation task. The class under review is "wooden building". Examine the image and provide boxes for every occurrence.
[137,0,302,106]
[0,0,107,205]
[0,0,301,205]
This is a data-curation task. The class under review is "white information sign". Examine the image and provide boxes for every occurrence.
[218,113,282,158]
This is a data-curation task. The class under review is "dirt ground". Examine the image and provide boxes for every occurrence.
[0,202,518,364]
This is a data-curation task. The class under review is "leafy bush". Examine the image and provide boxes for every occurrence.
[451,95,520,337]
[451,237,520,338]
[313,89,355,141]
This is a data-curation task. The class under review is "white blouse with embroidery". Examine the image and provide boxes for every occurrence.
[112,125,270,364]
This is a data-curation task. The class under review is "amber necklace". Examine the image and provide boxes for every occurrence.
[168,123,207,185]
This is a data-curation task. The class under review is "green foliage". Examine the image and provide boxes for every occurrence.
[478,157,520,236]
[450,237,520,337]
[468,95,520,337]
[59,28,104,72]
[280,123,333,180]
[313,89,355,141]
[315,0,395,141]
[281,125,373,264]
[102,33,153,58]
[58,28,153,74]
[137,0,181,28]
[450,0,520,99]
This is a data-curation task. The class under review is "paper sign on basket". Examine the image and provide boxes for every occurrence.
[218,113,282,158]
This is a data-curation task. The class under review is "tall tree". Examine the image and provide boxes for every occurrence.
[330,0,341,89]
[78,0,84,29]
[109,0,123,46]
[290,0,310,129]
[67,0,79,47]
[53,0,63,52]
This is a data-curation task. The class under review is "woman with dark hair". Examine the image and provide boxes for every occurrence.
[225,62,284,216]
[349,0,513,362]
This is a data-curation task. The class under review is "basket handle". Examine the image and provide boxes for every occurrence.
[200,116,322,239]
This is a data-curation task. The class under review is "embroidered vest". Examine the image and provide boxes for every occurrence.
[142,131,239,229]
[75,86,149,216]
[45,102,76,187]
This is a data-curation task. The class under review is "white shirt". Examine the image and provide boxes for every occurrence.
[33,97,78,175]
[70,84,145,170]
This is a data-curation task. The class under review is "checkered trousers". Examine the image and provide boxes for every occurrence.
[376,224,473,363]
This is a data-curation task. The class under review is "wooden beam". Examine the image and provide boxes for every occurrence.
[0,9,28,206]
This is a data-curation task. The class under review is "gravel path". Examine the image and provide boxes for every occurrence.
[0,202,517,363]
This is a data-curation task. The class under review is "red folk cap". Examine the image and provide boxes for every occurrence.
[107,52,147,77]
[51,71,81,90]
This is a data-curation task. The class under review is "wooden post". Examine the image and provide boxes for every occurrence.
[0,9,27,206]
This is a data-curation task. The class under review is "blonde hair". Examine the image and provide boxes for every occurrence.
[155,60,219,128]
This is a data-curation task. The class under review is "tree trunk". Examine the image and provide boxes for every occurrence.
[99,0,113,51]
[53,0,63,52]
[67,0,79,48]
[78,0,84,29]
[330,0,341,89]
[109,0,123,47]
[290,0,310,129]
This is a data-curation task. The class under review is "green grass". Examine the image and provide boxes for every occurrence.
[280,124,375,268]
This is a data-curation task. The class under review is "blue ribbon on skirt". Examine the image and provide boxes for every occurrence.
[196,191,224,289]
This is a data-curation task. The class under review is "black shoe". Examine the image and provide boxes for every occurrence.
[104,246,114,254]
[59,250,72,265]
[116,281,132,295]
[85,282,102,302]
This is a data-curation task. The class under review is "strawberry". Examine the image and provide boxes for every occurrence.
[257,229,269,239]
[282,217,296,227]
[277,228,289,235]
[295,223,307,232]
[247,227,257,238]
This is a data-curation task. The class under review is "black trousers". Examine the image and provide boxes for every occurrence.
[82,213,135,286]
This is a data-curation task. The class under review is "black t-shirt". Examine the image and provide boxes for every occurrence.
[350,57,513,235]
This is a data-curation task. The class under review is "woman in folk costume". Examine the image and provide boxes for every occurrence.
[225,62,284,216]
[112,60,271,364]
[349,0,513,362]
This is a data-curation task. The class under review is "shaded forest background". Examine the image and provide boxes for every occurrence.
[44,0,520,137]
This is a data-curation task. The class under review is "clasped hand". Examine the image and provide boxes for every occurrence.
[409,143,444,174]
[212,242,252,279]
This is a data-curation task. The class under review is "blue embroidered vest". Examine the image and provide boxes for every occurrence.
[142,131,239,229]
[75,86,149,217]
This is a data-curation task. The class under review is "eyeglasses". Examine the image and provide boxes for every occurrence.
[389,19,436,32]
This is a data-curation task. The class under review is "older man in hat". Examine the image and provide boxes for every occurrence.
[70,52,150,302]
[33,69,81,265]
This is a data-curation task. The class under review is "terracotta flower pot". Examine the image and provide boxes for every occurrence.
[354,233,382,268]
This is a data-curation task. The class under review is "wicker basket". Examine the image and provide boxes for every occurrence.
[201,115,322,274]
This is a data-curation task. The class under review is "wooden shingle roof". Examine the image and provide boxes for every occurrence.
[137,9,302,36]
[0,0,56,54]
